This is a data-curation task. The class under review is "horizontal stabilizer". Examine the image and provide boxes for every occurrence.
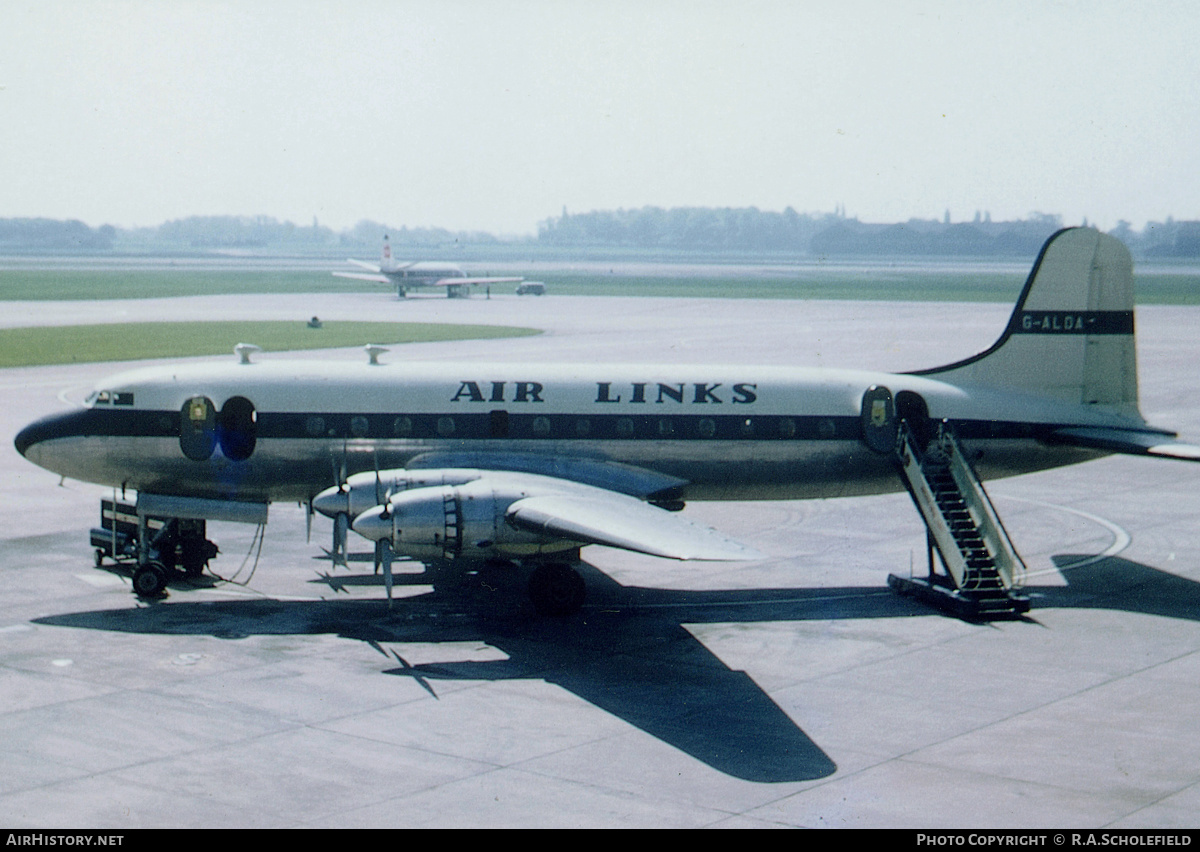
[333,272,392,284]
[1051,427,1200,461]
[432,277,525,287]
[507,493,762,561]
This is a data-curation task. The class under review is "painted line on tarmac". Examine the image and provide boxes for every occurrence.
[999,495,1131,577]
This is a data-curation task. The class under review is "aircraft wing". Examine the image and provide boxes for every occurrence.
[347,259,383,273]
[1051,427,1200,461]
[432,276,525,287]
[406,452,688,502]
[506,492,762,561]
[333,272,392,284]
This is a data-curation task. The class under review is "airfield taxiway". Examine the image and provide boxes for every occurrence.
[2,290,1200,828]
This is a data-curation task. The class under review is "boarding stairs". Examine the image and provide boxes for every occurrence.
[888,419,1030,620]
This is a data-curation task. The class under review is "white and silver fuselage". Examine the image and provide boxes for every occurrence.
[15,357,1135,505]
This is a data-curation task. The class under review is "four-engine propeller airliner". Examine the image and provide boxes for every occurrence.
[334,234,524,299]
[16,228,1200,616]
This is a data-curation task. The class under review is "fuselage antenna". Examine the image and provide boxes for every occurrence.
[235,343,262,365]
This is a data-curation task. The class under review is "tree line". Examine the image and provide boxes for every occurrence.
[0,218,117,250]
[537,206,838,252]
[0,215,498,253]
[538,207,1200,258]
[3,210,1199,258]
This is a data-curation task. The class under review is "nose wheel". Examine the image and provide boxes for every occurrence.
[132,561,169,598]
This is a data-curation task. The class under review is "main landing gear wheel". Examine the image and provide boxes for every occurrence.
[527,562,586,616]
[132,561,168,598]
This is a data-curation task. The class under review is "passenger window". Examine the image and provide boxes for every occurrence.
[490,410,509,438]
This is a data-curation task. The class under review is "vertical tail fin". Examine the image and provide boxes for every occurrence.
[914,228,1139,416]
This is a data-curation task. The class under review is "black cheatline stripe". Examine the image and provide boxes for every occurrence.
[16,408,178,451]
[25,407,1074,447]
[255,411,862,441]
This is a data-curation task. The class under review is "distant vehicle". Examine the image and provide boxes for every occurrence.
[333,235,523,299]
[516,281,546,296]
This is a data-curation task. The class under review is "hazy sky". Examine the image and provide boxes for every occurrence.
[2,0,1197,235]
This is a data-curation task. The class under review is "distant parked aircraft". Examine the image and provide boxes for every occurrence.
[334,235,523,298]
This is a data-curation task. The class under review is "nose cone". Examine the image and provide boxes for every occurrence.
[313,474,388,519]
[14,420,43,459]
[14,409,89,465]
[311,485,349,519]
[351,505,392,542]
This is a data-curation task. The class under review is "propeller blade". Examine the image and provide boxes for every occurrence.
[332,512,349,567]
[329,454,342,490]
[329,442,348,489]
[380,540,394,609]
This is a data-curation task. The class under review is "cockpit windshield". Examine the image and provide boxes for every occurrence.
[85,390,134,407]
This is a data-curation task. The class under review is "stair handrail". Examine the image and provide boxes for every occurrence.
[934,421,1028,590]
[894,419,975,590]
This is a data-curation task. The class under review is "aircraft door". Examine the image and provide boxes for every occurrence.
[180,396,217,461]
[860,385,897,454]
[218,396,258,461]
[895,390,932,446]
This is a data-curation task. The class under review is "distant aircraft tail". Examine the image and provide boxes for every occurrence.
[914,227,1140,418]
[381,234,392,266]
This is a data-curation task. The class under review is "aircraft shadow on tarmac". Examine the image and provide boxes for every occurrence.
[33,552,1200,784]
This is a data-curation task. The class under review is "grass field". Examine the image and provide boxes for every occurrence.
[0,321,540,368]
[0,270,359,301]
[1,265,1197,303]
[1,261,1196,368]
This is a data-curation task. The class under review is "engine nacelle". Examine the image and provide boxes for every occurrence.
[311,468,484,522]
[352,480,579,562]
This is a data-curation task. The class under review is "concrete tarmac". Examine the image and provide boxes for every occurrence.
[2,290,1200,828]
